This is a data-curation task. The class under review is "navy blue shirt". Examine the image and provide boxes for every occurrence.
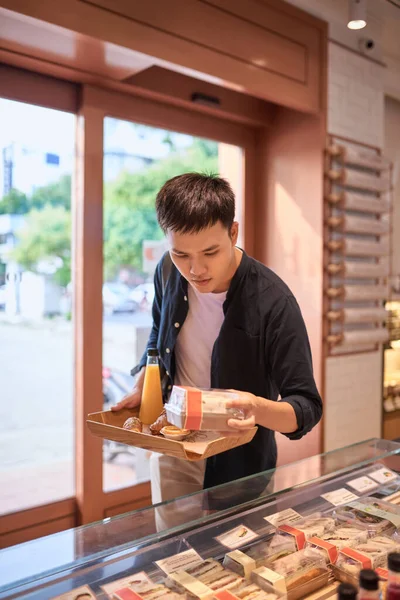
[133,251,322,490]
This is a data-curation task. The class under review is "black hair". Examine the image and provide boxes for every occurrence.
[156,173,235,234]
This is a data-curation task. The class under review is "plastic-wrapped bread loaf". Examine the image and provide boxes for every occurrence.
[305,525,369,563]
[252,549,329,596]
[166,387,244,430]
[113,579,186,600]
[278,513,336,550]
[166,559,244,598]
[336,535,400,578]
[223,535,297,578]
[333,497,400,537]
[217,582,279,599]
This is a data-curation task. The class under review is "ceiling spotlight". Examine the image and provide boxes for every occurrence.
[347,0,367,30]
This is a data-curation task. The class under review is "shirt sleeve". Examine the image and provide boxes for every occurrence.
[266,295,323,440]
[130,258,163,376]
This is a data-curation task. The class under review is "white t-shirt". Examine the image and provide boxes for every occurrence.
[175,285,227,388]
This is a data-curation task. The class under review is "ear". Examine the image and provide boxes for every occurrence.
[230,222,239,245]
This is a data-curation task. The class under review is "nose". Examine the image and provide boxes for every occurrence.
[189,259,207,279]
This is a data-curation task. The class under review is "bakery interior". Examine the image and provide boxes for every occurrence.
[1,0,400,598]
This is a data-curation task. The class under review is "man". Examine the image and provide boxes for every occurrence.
[112,173,322,507]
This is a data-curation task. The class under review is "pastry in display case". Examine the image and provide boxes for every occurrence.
[1,439,400,600]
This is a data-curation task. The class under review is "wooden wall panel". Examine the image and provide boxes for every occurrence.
[86,0,306,82]
[0,0,327,113]
[255,106,326,464]
[74,93,104,525]
[0,499,76,549]
[0,63,79,112]
[0,516,75,549]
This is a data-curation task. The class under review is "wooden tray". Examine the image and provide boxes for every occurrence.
[87,408,257,461]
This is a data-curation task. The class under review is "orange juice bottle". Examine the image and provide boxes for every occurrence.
[139,348,164,425]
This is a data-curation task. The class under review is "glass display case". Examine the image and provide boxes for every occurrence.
[383,300,400,439]
[1,438,400,600]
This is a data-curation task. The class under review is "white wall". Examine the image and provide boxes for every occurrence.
[284,0,395,450]
[385,96,400,278]
[324,41,385,451]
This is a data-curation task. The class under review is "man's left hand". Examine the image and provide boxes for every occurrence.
[226,391,265,430]
[226,390,298,434]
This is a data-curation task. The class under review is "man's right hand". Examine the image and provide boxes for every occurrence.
[111,367,145,412]
[111,387,142,411]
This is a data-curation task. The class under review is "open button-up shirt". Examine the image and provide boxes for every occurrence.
[133,251,322,490]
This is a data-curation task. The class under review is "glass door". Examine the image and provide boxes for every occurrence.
[0,98,75,515]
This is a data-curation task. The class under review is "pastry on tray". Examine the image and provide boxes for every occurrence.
[160,425,191,441]
[122,416,142,432]
[149,409,169,435]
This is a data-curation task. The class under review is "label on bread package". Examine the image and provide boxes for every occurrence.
[321,488,359,507]
[348,500,400,528]
[252,566,287,593]
[50,585,96,600]
[214,591,242,600]
[224,550,256,578]
[181,387,203,429]
[168,571,214,600]
[278,524,306,550]
[264,508,302,527]
[113,589,144,600]
[376,567,389,580]
[101,571,152,597]
[307,536,338,564]
[155,549,203,574]
[339,547,372,570]
[370,467,399,484]
[170,386,236,429]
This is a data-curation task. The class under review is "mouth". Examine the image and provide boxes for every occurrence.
[191,278,211,287]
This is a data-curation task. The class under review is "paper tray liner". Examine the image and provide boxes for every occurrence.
[87,408,257,461]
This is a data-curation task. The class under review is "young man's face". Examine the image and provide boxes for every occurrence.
[167,221,239,293]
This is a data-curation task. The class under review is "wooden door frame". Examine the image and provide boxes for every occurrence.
[77,83,258,523]
[0,67,258,543]
[0,65,79,548]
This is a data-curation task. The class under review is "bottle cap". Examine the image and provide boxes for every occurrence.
[337,582,357,599]
[388,552,400,572]
[359,569,379,591]
[147,348,159,357]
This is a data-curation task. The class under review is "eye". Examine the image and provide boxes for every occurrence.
[205,250,218,257]
[174,253,188,259]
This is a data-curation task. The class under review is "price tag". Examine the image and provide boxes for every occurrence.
[155,549,203,574]
[369,467,398,484]
[347,476,378,494]
[321,488,358,506]
[264,508,302,527]
[215,524,258,549]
